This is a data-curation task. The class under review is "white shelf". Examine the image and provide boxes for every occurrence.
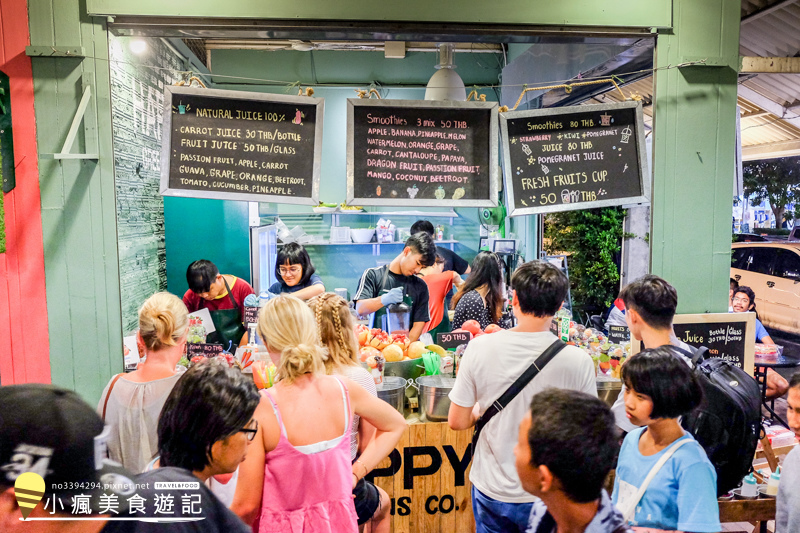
[333,210,457,217]
[278,239,459,255]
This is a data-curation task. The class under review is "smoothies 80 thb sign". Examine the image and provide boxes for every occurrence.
[500,101,649,216]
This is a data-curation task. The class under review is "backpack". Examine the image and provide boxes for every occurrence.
[675,346,762,496]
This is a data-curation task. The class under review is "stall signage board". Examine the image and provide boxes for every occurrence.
[608,325,631,344]
[187,343,224,358]
[500,101,649,216]
[436,331,473,349]
[347,99,498,207]
[367,422,474,532]
[671,313,755,375]
[160,86,323,205]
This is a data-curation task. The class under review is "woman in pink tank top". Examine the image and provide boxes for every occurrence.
[231,295,406,533]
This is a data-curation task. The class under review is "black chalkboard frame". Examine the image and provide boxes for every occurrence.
[160,85,323,205]
[499,101,650,217]
[346,98,499,207]
[632,312,756,375]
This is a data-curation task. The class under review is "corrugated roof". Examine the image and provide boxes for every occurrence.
[581,1,800,160]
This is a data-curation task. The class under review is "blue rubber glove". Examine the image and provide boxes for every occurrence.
[380,287,404,307]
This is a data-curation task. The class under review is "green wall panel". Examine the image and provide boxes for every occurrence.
[88,0,672,28]
[30,0,122,405]
[650,0,739,313]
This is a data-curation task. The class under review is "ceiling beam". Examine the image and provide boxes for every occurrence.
[743,139,800,161]
[741,56,800,73]
[741,0,798,25]
[740,110,772,119]
[738,84,800,129]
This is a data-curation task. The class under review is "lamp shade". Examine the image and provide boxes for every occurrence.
[425,68,467,101]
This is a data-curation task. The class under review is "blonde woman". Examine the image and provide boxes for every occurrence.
[97,292,188,473]
[231,294,405,532]
[309,293,391,533]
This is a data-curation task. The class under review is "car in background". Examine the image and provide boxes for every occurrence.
[733,233,769,242]
[731,242,800,335]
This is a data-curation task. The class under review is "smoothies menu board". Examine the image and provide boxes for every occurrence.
[347,99,499,206]
[500,101,649,216]
[160,86,323,204]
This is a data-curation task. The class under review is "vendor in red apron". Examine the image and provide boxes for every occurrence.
[182,259,255,349]
[354,232,436,342]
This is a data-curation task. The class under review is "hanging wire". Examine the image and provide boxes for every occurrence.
[86,50,710,95]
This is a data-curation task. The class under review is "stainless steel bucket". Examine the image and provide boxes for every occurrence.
[415,375,457,422]
[376,376,409,416]
[596,377,622,408]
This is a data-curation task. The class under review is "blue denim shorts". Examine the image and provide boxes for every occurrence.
[471,486,534,533]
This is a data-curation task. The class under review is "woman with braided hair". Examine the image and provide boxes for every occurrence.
[309,293,391,533]
[230,294,405,532]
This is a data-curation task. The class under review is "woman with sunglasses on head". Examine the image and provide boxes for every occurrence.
[269,242,325,300]
[231,295,406,532]
[732,285,789,399]
[451,251,505,331]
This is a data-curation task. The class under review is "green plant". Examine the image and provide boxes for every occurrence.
[543,207,626,317]
[743,156,800,225]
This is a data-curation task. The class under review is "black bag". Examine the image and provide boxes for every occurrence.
[471,340,567,454]
[675,346,762,496]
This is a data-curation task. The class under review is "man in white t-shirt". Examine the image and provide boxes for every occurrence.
[448,260,597,533]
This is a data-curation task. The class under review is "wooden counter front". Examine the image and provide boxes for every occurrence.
[365,422,476,533]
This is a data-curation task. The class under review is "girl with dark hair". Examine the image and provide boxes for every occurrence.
[451,251,504,330]
[269,242,325,300]
[612,346,720,532]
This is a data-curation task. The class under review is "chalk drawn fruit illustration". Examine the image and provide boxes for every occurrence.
[452,187,465,200]
[376,186,382,196]
[293,110,305,125]
[407,185,419,199]
[390,190,398,197]
[434,186,446,200]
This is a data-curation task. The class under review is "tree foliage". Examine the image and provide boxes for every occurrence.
[543,207,625,317]
[742,156,800,225]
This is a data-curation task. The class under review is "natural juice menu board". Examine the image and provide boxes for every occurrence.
[160,85,323,204]
[347,99,499,207]
[500,101,649,216]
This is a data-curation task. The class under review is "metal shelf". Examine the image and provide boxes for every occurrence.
[332,210,457,226]
[279,239,459,256]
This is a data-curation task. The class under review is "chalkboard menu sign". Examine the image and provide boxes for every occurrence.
[608,325,631,344]
[500,101,649,216]
[347,99,499,207]
[187,343,224,358]
[437,331,473,349]
[160,86,323,205]
[243,306,260,325]
[672,313,756,375]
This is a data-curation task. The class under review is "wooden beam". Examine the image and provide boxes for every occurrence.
[739,84,800,129]
[742,139,800,161]
[741,0,798,24]
[741,56,800,74]
[740,110,771,119]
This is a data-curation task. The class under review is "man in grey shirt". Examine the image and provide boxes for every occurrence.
[777,372,800,532]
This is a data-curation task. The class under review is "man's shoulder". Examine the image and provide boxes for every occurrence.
[232,277,255,294]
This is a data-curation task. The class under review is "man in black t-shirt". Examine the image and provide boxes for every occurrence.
[354,232,436,341]
[410,220,471,275]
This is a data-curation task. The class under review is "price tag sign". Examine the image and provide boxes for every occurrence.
[187,343,224,358]
[436,331,473,349]
[608,325,631,344]
[243,306,260,325]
